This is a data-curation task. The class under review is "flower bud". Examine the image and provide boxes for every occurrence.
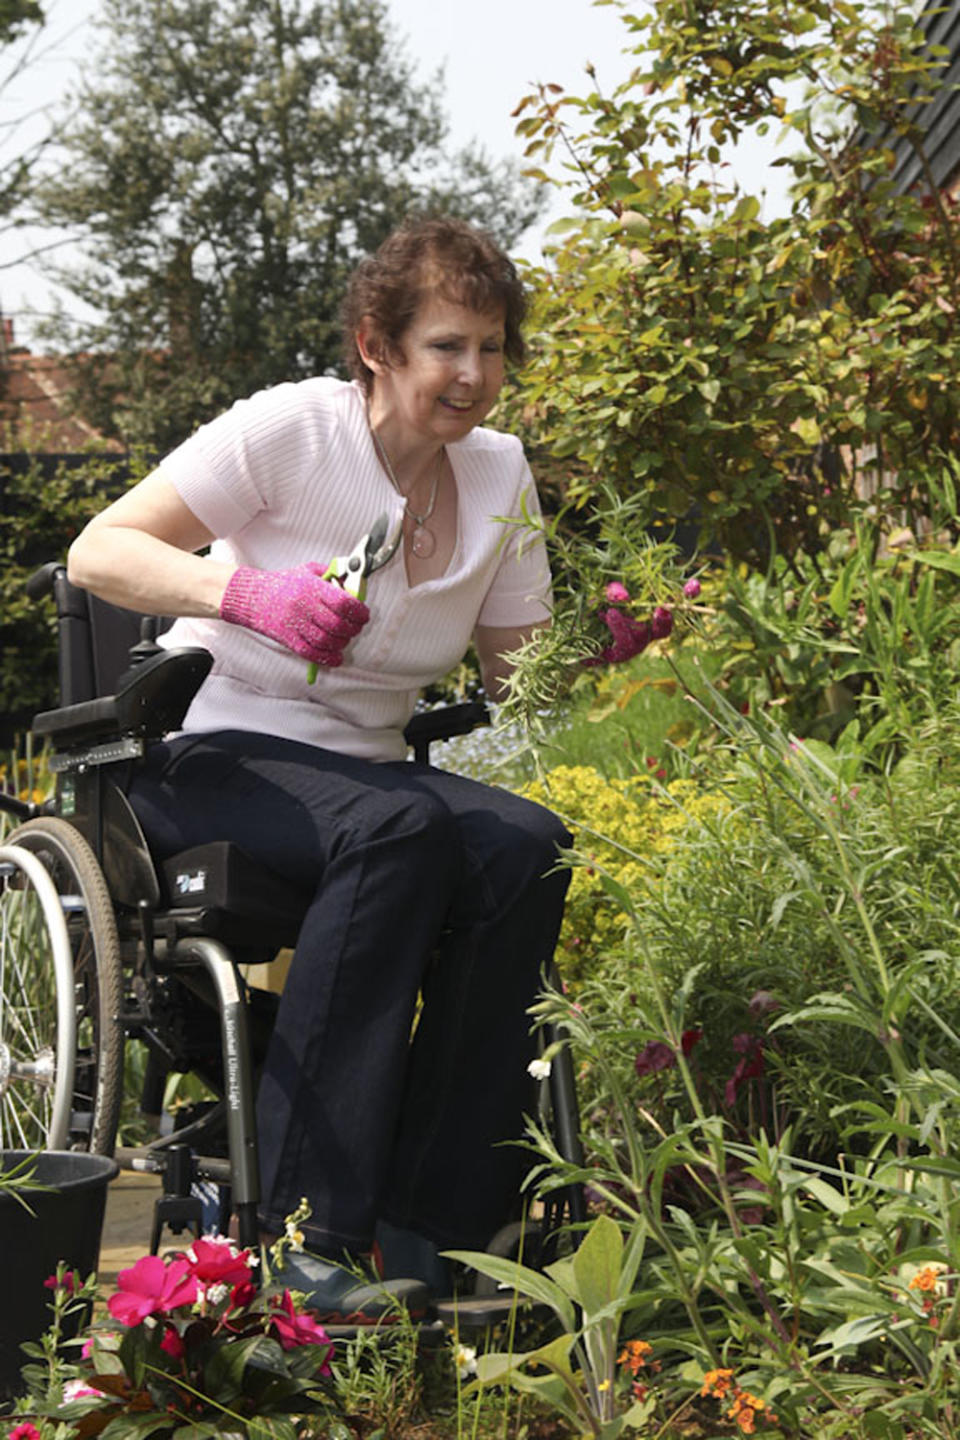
[683,577,701,599]
[605,580,630,604]
[651,605,673,639]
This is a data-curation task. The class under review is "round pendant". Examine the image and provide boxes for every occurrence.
[410,525,436,559]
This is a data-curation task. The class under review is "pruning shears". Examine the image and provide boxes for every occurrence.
[306,510,403,683]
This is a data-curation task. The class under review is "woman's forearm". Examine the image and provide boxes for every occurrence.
[66,470,234,618]
[67,523,234,618]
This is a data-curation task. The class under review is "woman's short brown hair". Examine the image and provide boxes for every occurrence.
[341,216,527,393]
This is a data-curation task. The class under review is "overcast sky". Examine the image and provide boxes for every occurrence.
[0,0,792,347]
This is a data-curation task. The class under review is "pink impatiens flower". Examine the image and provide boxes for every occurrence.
[9,1425,42,1440]
[605,581,631,604]
[268,1291,334,1366]
[107,1254,199,1327]
[187,1236,254,1291]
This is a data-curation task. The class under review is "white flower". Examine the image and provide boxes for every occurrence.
[284,1223,305,1252]
[203,1282,230,1306]
[64,1378,105,1401]
[527,1056,552,1080]
[455,1344,478,1379]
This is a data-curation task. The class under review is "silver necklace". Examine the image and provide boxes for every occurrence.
[370,424,442,559]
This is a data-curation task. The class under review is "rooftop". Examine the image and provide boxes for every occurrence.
[0,318,123,455]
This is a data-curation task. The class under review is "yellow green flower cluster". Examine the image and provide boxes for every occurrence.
[520,764,731,982]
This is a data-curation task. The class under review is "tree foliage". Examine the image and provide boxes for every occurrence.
[502,0,960,568]
[0,0,42,45]
[34,0,544,451]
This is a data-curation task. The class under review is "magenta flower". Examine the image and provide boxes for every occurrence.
[160,1325,186,1360]
[187,1236,254,1290]
[651,606,673,640]
[683,577,701,599]
[724,1035,765,1108]
[44,1269,76,1293]
[635,1040,676,1077]
[681,1027,703,1055]
[605,581,631,604]
[9,1425,42,1440]
[269,1291,334,1366]
[107,1255,199,1327]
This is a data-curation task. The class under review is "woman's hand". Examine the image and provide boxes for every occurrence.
[584,607,653,666]
[219,563,369,667]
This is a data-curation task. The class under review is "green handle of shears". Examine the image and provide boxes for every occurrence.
[306,558,366,685]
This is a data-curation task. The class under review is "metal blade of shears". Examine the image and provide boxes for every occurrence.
[365,511,403,577]
[306,511,403,683]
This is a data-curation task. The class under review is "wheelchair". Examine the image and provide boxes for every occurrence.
[0,561,585,1315]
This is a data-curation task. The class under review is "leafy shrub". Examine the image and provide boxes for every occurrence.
[520,764,733,986]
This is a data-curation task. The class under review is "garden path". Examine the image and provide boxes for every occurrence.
[98,1170,161,1293]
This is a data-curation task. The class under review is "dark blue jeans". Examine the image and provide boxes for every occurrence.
[129,730,571,1253]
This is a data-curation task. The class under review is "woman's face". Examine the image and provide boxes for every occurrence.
[366,293,507,448]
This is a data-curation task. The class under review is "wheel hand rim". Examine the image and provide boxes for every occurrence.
[0,845,76,1149]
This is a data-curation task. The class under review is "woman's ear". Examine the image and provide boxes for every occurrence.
[356,316,388,374]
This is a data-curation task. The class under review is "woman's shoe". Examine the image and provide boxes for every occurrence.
[374,1219,452,1297]
[268,1249,432,1324]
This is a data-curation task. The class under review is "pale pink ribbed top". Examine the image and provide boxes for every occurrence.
[159,377,552,761]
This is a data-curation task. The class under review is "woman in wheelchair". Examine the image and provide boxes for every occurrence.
[66,216,572,1323]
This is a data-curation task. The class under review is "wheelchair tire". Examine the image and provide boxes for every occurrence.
[0,845,76,1150]
[6,819,124,1156]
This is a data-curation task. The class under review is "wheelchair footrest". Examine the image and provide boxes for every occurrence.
[434,1295,551,1330]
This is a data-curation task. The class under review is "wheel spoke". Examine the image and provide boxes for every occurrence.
[4,823,124,1156]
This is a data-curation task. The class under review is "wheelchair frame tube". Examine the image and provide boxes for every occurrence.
[172,938,260,1220]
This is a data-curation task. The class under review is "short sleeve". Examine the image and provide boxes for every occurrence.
[156,381,333,539]
[476,475,553,628]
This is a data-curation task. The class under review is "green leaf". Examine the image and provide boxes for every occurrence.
[571,1214,624,1319]
[907,549,960,576]
[444,1250,577,1331]
[814,1313,891,1353]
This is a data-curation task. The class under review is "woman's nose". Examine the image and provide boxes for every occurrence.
[457,348,483,385]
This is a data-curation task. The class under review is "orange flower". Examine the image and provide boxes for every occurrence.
[701,1367,735,1399]
[909,1265,942,1293]
[618,1339,653,1376]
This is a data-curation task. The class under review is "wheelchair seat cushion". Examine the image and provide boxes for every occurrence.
[161,841,309,949]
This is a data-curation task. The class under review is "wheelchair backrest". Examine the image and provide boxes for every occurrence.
[38,566,171,706]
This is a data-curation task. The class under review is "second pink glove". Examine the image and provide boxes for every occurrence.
[582,607,650,666]
[220,563,369,668]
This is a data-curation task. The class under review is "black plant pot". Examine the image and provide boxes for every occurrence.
[0,1150,118,1401]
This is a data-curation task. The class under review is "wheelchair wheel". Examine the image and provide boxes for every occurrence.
[0,845,76,1150]
[6,819,124,1155]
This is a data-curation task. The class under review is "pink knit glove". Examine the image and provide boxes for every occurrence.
[219,563,369,668]
[584,608,653,667]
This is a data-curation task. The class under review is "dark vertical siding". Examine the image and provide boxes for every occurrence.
[871,1,960,195]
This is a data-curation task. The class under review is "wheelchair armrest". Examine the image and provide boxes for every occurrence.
[33,647,213,747]
[404,701,491,763]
